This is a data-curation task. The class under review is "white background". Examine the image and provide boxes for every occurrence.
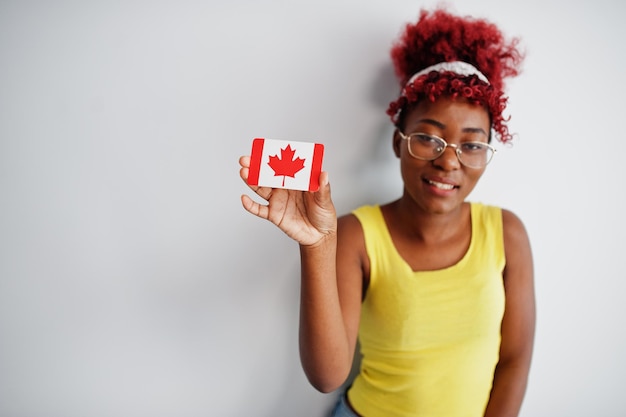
[1,1,625,416]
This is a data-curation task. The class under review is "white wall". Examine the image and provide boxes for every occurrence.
[1,1,625,416]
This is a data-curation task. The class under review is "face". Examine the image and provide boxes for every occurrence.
[393,96,491,215]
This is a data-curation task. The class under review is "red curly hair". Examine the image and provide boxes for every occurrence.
[386,8,524,143]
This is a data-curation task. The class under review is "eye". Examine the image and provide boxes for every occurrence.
[413,133,441,145]
[460,142,488,153]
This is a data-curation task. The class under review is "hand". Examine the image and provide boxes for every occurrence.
[239,156,337,246]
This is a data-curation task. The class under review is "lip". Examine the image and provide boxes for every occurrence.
[423,176,460,195]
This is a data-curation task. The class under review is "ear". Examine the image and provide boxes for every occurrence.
[392,129,403,158]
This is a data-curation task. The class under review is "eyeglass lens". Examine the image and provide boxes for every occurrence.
[409,134,493,168]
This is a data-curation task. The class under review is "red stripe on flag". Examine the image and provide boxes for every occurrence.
[308,143,325,191]
[247,138,265,186]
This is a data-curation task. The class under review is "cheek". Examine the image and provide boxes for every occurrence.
[469,167,487,181]
[399,156,425,182]
[463,168,487,190]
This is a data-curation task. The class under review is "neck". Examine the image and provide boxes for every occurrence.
[386,197,469,243]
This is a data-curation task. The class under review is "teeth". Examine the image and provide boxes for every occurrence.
[427,179,455,190]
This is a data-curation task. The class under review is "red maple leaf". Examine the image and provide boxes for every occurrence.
[267,144,306,186]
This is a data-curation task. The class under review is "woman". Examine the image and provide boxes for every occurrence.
[239,7,535,417]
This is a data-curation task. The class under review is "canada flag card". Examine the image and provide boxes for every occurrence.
[247,138,325,191]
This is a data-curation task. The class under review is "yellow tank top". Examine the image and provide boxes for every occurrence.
[347,203,506,417]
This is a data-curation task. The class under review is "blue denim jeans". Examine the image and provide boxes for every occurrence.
[329,392,360,417]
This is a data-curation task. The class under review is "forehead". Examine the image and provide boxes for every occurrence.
[403,97,490,133]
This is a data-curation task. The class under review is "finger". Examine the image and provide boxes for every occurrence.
[239,167,276,204]
[238,156,274,200]
[238,164,266,194]
[319,171,329,189]
[239,155,252,182]
[240,194,269,220]
[239,166,262,197]
[239,165,249,182]
[313,171,332,207]
[239,155,251,168]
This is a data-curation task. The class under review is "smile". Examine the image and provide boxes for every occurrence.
[425,179,457,190]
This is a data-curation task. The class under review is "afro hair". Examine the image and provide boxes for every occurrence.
[386,7,524,143]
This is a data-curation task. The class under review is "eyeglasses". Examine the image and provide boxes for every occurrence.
[397,131,496,169]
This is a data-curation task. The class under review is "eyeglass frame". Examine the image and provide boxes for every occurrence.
[397,130,497,169]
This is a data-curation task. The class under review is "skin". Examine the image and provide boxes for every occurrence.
[239,96,535,417]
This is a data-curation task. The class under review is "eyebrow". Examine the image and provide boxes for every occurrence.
[415,118,489,137]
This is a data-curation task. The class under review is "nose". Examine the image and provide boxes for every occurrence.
[432,145,461,170]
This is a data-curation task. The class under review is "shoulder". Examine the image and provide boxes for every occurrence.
[338,205,379,237]
[473,203,528,243]
[337,211,367,253]
[501,209,530,249]
[471,203,532,276]
[337,211,370,288]
[338,212,363,237]
[499,208,533,282]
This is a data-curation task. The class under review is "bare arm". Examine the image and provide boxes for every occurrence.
[484,209,536,417]
[299,214,365,392]
[239,156,364,392]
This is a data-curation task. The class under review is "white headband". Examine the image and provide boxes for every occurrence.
[405,61,489,86]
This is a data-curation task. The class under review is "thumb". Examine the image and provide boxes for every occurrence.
[313,171,333,207]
